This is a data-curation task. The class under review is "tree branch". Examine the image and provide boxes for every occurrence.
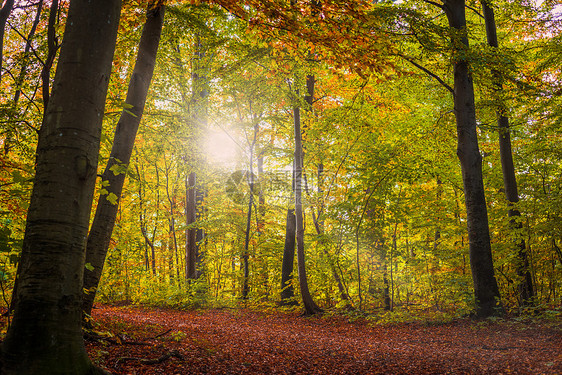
[466,4,484,19]
[397,54,454,93]
[422,0,444,9]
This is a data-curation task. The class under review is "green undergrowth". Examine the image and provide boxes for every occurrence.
[95,284,562,329]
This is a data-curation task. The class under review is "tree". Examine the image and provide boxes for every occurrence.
[293,84,322,315]
[186,32,209,281]
[0,0,15,85]
[280,206,297,304]
[480,0,534,307]
[443,0,501,317]
[1,0,122,373]
[82,1,165,317]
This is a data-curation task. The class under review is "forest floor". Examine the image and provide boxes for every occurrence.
[85,304,562,375]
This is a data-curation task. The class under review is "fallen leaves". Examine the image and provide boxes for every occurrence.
[86,304,562,374]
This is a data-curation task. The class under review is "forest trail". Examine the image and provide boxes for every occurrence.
[86,304,562,374]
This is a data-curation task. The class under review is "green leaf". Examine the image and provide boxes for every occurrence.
[109,163,128,176]
[124,109,138,118]
[106,192,119,205]
[85,263,94,272]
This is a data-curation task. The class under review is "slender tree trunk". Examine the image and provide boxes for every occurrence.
[391,223,398,311]
[444,0,501,317]
[430,182,440,306]
[186,171,197,279]
[3,0,38,155]
[257,151,265,232]
[12,0,43,106]
[2,1,121,373]
[481,0,534,306]
[185,33,208,281]
[136,162,159,275]
[311,209,352,305]
[383,264,391,311]
[0,0,15,85]
[195,189,205,273]
[164,160,179,281]
[306,73,351,306]
[242,180,253,299]
[280,208,297,304]
[172,216,180,280]
[82,2,165,317]
[294,101,322,315]
[242,131,256,299]
[40,0,59,112]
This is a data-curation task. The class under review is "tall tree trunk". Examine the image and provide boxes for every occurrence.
[444,0,501,317]
[307,73,349,305]
[257,150,265,233]
[242,178,253,299]
[2,0,121,373]
[40,0,59,112]
[136,162,159,275]
[185,33,208,281]
[280,208,297,304]
[0,0,15,86]
[164,158,179,281]
[242,124,257,298]
[2,0,39,155]
[12,0,43,106]
[294,101,322,315]
[195,188,205,272]
[481,0,534,306]
[186,171,198,279]
[82,2,165,317]
[311,206,352,306]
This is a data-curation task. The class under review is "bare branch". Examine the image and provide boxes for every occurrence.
[397,54,454,93]
[466,4,484,19]
[422,0,445,9]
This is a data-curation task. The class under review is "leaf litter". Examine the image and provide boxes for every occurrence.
[86,304,562,374]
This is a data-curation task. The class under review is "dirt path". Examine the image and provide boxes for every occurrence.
[87,305,562,374]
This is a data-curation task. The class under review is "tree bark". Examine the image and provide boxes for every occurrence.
[481,0,534,306]
[242,178,253,299]
[280,208,297,304]
[242,125,257,298]
[444,0,501,317]
[82,2,165,317]
[185,33,208,281]
[2,0,121,373]
[294,102,322,315]
[186,171,198,279]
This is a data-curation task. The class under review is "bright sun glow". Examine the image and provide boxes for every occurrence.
[205,126,239,167]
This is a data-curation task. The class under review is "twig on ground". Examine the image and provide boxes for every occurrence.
[84,332,151,346]
[115,350,184,366]
[150,328,173,339]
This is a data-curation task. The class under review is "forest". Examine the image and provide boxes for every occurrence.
[0,0,561,374]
